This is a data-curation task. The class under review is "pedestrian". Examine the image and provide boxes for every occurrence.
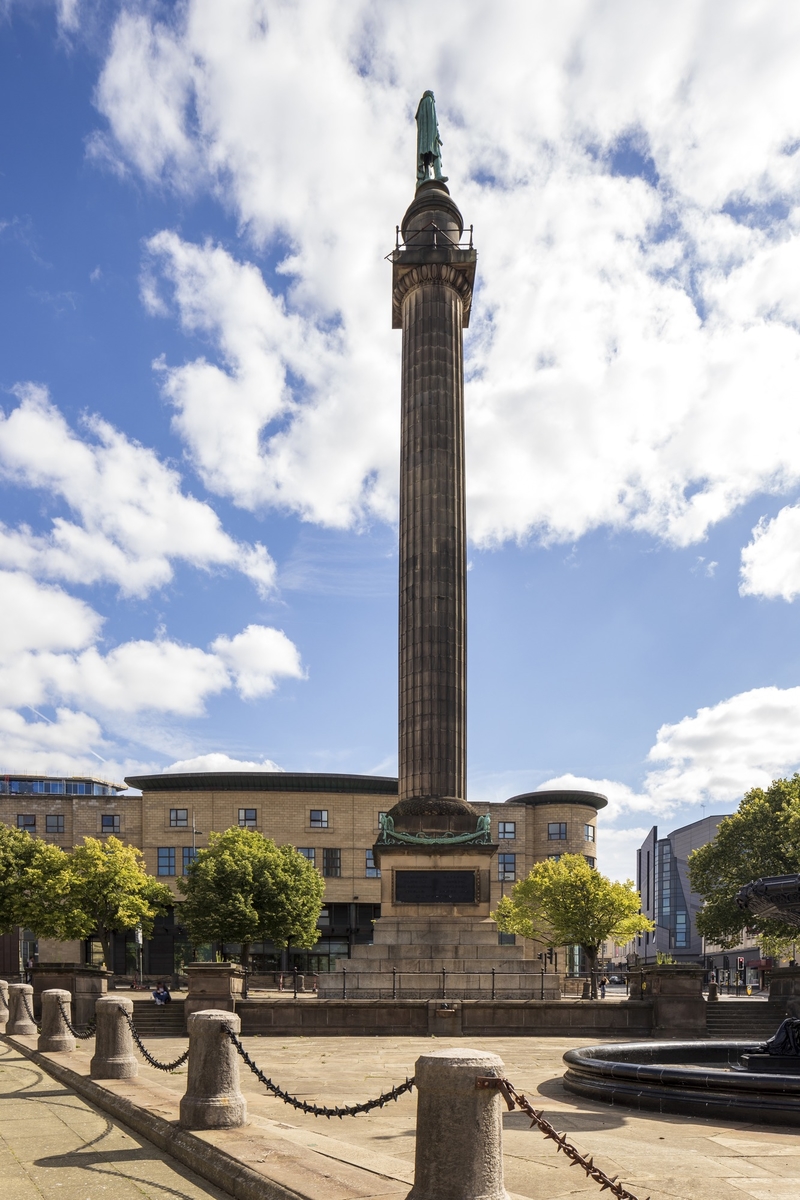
[152,982,172,1005]
[600,974,609,999]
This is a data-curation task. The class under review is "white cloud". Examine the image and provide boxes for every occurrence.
[0,568,305,785]
[540,684,800,830]
[210,624,306,699]
[740,505,800,600]
[94,1,800,554]
[164,752,283,773]
[0,384,275,597]
[0,569,101,656]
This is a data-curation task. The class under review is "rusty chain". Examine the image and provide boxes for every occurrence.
[225,1027,414,1117]
[55,997,96,1039]
[478,1077,648,1200]
[20,992,42,1033]
[118,1006,189,1072]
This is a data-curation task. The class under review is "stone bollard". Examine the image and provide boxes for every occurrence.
[0,979,9,1033]
[179,1009,247,1130]
[707,981,719,1002]
[90,996,138,1079]
[7,983,37,1036]
[407,1048,509,1200]
[38,989,76,1053]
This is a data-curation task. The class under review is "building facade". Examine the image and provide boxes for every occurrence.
[0,772,606,976]
[635,816,727,963]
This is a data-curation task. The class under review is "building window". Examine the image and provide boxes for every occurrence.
[310,809,329,828]
[548,822,567,840]
[584,855,596,868]
[238,808,257,828]
[675,911,688,948]
[548,854,561,862]
[498,821,516,839]
[498,932,516,946]
[498,853,516,881]
[365,849,381,878]
[585,824,595,842]
[170,808,188,828]
[182,847,198,875]
[157,847,176,876]
[101,814,120,834]
[322,848,341,877]
[46,814,64,834]
[34,780,65,794]
[298,847,316,866]
[17,814,35,831]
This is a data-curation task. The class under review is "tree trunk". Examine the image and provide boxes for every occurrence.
[584,945,598,999]
[98,926,114,975]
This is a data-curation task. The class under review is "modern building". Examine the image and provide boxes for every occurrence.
[635,816,728,963]
[0,771,605,977]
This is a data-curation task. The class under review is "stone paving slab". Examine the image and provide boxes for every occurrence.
[0,1040,228,1199]
[6,1031,800,1200]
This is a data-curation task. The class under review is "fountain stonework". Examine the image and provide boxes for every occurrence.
[320,95,556,1000]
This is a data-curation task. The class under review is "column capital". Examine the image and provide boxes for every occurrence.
[391,250,477,329]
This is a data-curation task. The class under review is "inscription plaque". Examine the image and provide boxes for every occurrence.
[394,870,477,904]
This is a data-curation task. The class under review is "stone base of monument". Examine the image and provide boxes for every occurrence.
[317,917,560,999]
[741,1054,800,1074]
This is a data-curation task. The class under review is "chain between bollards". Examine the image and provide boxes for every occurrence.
[56,997,96,1040]
[225,1026,413,1117]
[21,992,42,1033]
[118,1006,189,1071]
[477,1076,648,1200]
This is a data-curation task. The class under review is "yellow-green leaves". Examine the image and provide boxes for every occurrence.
[492,853,652,955]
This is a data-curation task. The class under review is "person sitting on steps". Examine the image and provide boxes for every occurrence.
[152,982,171,1005]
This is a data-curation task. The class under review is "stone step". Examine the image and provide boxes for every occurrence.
[128,998,186,1035]
[706,1002,784,1039]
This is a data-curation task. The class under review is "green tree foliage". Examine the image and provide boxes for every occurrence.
[688,775,800,949]
[493,854,653,996]
[0,826,171,971]
[178,827,325,973]
[63,837,174,971]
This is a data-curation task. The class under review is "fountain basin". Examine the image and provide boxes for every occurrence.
[563,1040,800,1126]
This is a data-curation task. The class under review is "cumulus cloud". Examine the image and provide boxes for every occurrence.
[93,1,800,554]
[0,384,275,596]
[0,568,304,777]
[740,505,800,600]
[164,752,283,773]
[210,624,306,699]
[540,684,800,834]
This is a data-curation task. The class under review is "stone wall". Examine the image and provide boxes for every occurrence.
[236,997,653,1038]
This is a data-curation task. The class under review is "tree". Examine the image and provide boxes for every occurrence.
[0,827,171,970]
[688,775,800,949]
[178,827,325,976]
[493,854,653,997]
[0,822,75,938]
[61,837,174,971]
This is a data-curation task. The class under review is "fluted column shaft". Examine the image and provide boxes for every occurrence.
[399,278,467,803]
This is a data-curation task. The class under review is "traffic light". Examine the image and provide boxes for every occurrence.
[737,957,745,971]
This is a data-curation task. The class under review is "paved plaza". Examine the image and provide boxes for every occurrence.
[0,1041,226,1200]
[4,1031,800,1200]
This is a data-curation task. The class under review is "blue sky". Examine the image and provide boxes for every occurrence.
[3,1,800,879]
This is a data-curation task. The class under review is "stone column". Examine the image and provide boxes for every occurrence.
[179,1009,247,1130]
[7,983,37,1036]
[407,1047,509,1200]
[393,181,477,806]
[91,996,138,1079]
[0,979,8,1033]
[38,989,76,1053]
